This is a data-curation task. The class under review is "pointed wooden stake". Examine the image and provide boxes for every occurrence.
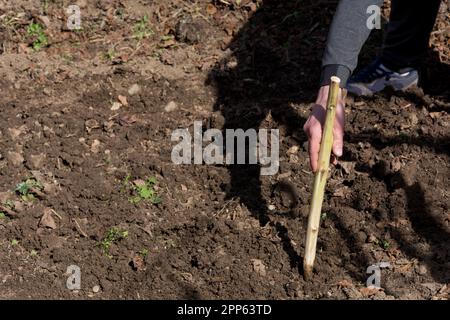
[303,76,341,280]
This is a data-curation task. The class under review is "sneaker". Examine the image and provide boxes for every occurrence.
[347,59,419,96]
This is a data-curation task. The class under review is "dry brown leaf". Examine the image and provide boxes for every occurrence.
[429,112,441,119]
[333,186,351,198]
[40,208,57,229]
[132,255,145,271]
[119,114,138,126]
[133,179,146,187]
[118,95,128,106]
[360,286,382,297]
[336,279,354,288]
[206,4,217,15]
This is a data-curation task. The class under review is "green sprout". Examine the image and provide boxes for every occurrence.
[30,250,38,257]
[120,174,131,193]
[15,178,43,201]
[42,0,49,13]
[104,49,116,61]
[0,200,14,219]
[26,22,48,51]
[11,239,18,246]
[133,15,154,40]
[373,238,391,250]
[139,249,149,257]
[129,177,161,205]
[98,227,129,257]
[3,200,14,208]
[380,239,390,250]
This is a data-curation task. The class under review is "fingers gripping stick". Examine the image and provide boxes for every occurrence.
[303,76,341,280]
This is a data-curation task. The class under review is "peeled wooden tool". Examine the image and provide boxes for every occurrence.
[303,76,341,280]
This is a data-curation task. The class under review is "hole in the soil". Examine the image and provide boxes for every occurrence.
[342,179,354,187]
[191,256,200,268]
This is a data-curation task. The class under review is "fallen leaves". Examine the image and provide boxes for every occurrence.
[73,218,88,237]
[131,254,146,271]
[359,286,383,297]
[39,207,57,229]
[206,4,218,16]
[429,111,442,119]
[335,279,353,288]
[393,258,415,274]
[118,95,128,106]
[118,114,138,126]
[432,284,450,300]
[110,93,130,111]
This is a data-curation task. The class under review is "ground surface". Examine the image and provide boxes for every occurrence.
[0,0,449,299]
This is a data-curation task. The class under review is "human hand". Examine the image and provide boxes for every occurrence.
[303,85,346,172]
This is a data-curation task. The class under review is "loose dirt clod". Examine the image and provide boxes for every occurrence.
[7,152,24,167]
[251,259,267,277]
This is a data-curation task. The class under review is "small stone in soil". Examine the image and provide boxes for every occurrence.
[164,101,178,112]
[128,84,141,96]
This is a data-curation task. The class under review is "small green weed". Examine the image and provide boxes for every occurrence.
[139,249,149,257]
[133,15,153,40]
[104,49,116,61]
[15,178,43,201]
[121,175,161,205]
[98,227,129,257]
[27,22,48,51]
[373,238,391,250]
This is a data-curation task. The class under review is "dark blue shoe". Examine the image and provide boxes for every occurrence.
[347,59,418,96]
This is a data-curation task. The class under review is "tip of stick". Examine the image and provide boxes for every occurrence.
[303,265,313,280]
[330,76,341,84]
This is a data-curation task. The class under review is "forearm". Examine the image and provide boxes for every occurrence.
[320,0,384,87]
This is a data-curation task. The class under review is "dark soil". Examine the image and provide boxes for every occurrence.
[0,0,449,299]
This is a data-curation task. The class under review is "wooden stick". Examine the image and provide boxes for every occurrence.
[303,76,341,280]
